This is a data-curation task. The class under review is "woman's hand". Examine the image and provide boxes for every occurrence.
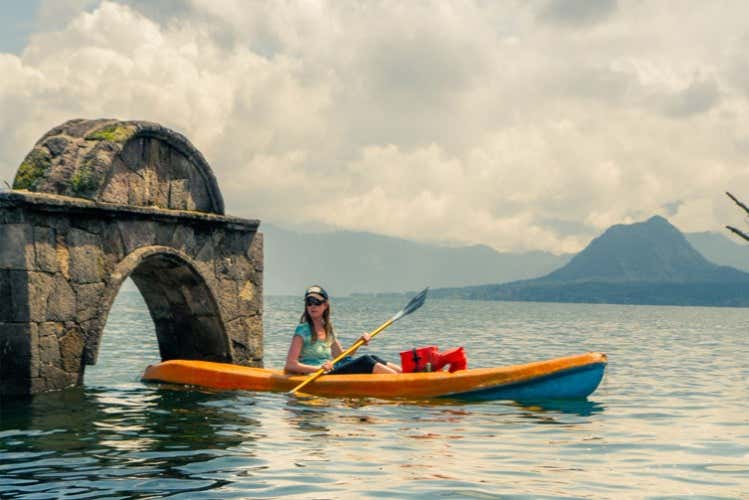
[321,361,334,373]
[359,332,371,345]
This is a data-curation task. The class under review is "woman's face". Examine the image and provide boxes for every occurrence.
[306,297,328,320]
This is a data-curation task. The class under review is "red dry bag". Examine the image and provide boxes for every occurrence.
[400,346,467,373]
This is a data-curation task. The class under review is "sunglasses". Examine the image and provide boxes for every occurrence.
[306,297,326,306]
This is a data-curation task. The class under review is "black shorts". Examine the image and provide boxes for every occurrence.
[329,354,388,375]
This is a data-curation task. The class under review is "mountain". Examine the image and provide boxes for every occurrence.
[431,216,749,307]
[540,216,747,283]
[261,224,571,296]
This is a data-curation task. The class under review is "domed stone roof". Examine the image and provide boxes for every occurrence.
[13,119,225,214]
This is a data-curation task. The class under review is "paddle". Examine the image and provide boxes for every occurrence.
[288,287,429,395]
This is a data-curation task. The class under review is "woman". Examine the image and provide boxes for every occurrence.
[284,285,402,375]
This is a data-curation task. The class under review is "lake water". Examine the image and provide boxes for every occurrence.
[1,291,748,498]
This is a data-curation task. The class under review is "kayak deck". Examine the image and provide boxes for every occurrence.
[142,352,607,401]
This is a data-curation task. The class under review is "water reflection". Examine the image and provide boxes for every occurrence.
[0,386,264,498]
[282,395,335,435]
[513,399,606,418]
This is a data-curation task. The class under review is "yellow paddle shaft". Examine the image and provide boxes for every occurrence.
[288,318,395,394]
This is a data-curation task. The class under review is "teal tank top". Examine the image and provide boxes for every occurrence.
[294,322,332,366]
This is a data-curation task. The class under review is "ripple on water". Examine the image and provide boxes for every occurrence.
[1,296,748,498]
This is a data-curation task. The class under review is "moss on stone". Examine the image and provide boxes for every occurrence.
[13,148,52,190]
[85,123,136,143]
[71,164,100,197]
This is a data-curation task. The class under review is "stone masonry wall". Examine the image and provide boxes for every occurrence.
[0,192,262,397]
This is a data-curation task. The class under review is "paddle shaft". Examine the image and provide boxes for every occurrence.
[288,318,394,395]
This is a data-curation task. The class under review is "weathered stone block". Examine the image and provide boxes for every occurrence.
[99,157,131,205]
[0,323,33,380]
[243,283,262,317]
[248,232,263,272]
[0,270,11,321]
[174,155,196,212]
[216,279,241,321]
[59,326,84,372]
[171,225,198,255]
[194,233,216,263]
[145,165,170,208]
[131,278,169,319]
[44,135,69,156]
[80,317,102,365]
[189,315,230,361]
[181,283,218,316]
[39,328,61,366]
[238,280,255,304]
[34,364,78,392]
[0,207,25,224]
[7,271,30,322]
[228,316,263,365]
[55,234,70,280]
[33,226,57,273]
[47,274,77,321]
[168,179,190,210]
[67,228,104,283]
[126,172,147,206]
[100,225,126,269]
[0,224,34,270]
[188,167,211,213]
[27,271,54,322]
[118,220,156,254]
[120,137,145,172]
[39,321,63,338]
[216,254,255,281]
[154,222,176,247]
[74,282,105,322]
[71,218,105,235]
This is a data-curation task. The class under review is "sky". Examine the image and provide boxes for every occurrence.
[2,0,749,254]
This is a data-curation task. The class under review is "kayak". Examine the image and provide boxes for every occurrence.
[141,351,607,401]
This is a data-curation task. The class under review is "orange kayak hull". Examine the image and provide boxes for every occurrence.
[142,352,607,401]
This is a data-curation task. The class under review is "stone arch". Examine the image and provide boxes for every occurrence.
[90,246,230,366]
[1,119,263,397]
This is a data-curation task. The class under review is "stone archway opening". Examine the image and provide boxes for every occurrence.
[84,278,158,386]
[87,250,232,386]
[129,252,230,362]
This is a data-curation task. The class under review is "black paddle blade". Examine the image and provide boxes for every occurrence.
[392,287,428,322]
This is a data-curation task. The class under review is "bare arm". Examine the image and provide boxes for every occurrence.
[285,335,325,374]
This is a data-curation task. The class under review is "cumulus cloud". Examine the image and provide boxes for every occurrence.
[537,0,619,28]
[2,0,749,253]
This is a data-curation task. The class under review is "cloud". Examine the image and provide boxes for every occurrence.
[537,0,618,28]
[2,0,749,254]
[660,77,721,118]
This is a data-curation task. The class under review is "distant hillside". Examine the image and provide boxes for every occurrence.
[431,216,749,307]
[262,224,571,296]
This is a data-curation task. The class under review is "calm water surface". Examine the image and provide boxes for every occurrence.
[1,291,748,498]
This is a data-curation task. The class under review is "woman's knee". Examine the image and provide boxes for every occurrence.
[372,362,398,374]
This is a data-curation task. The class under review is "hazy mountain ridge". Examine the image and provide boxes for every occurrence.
[262,224,571,296]
[430,216,749,307]
[261,219,749,300]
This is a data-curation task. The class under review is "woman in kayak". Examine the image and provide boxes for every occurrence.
[284,285,402,375]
